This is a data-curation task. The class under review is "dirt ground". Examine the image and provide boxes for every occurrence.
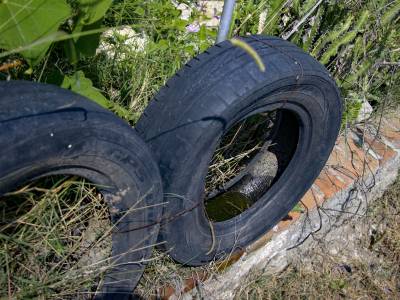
[235,174,400,299]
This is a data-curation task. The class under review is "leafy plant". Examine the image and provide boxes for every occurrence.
[0,0,71,65]
[234,0,400,125]
[0,0,215,122]
[0,0,115,110]
[1,0,399,124]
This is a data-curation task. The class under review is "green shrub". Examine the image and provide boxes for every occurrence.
[0,0,399,124]
[234,0,400,124]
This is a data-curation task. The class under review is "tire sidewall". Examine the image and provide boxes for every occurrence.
[160,75,341,264]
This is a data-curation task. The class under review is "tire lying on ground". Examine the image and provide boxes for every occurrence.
[0,81,163,299]
[136,35,342,265]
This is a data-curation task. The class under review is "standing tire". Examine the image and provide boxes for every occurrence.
[136,35,342,265]
[0,81,163,299]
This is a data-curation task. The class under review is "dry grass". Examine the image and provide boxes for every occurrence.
[205,112,277,195]
[136,249,221,299]
[0,176,112,299]
[135,113,280,297]
[235,174,400,300]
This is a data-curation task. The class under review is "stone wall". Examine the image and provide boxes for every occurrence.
[166,112,400,300]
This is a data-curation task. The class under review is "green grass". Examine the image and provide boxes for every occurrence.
[1,0,399,124]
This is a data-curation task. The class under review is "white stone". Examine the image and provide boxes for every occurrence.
[357,98,373,122]
[176,3,192,21]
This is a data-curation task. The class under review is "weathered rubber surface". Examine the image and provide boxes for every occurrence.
[0,81,163,299]
[136,35,342,265]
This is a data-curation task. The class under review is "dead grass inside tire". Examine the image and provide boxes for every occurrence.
[0,176,112,299]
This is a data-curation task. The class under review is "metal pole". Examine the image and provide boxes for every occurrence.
[216,0,236,43]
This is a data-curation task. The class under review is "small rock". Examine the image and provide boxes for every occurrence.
[262,252,288,274]
[357,98,373,122]
[176,3,192,21]
[76,216,111,271]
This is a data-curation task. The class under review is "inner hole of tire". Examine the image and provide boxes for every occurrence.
[0,175,111,299]
[204,109,299,222]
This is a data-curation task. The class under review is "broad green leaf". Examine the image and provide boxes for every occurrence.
[61,74,71,89]
[62,71,136,121]
[173,19,188,31]
[64,19,103,63]
[74,19,103,57]
[0,0,71,66]
[78,0,112,25]
[63,71,110,109]
[64,39,79,65]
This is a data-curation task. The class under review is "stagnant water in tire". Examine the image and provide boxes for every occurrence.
[204,110,299,222]
[0,176,111,299]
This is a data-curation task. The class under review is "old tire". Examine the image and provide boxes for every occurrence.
[0,81,163,299]
[136,35,342,265]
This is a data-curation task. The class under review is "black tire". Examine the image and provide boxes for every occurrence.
[0,81,163,299]
[136,35,342,265]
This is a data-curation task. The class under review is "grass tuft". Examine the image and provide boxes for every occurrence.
[0,176,111,299]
